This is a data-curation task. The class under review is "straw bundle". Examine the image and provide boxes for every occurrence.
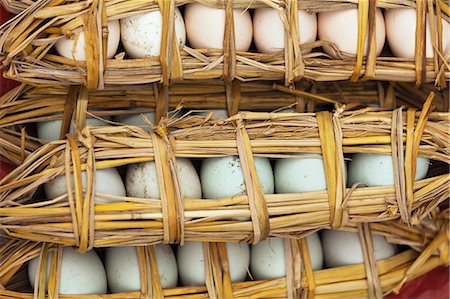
[0,79,448,165]
[0,1,448,90]
[0,215,447,299]
[0,95,448,249]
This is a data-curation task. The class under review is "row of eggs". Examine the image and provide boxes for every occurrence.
[56,4,450,61]
[45,154,429,204]
[27,231,397,294]
[40,109,430,203]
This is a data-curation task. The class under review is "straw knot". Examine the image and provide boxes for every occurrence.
[155,125,170,138]
[316,111,346,229]
[149,130,183,244]
[234,118,270,244]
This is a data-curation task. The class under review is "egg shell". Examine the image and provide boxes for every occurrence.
[184,3,253,51]
[55,20,120,61]
[253,8,317,54]
[177,241,250,286]
[105,245,177,293]
[275,154,328,193]
[126,158,201,199]
[121,8,186,58]
[250,234,323,280]
[322,230,396,268]
[194,109,229,120]
[28,247,107,295]
[385,8,450,58]
[318,8,386,57]
[201,156,274,199]
[45,167,126,203]
[347,154,429,187]
[114,111,156,130]
[37,117,109,141]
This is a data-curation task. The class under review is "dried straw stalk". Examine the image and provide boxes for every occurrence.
[0,96,448,249]
[0,214,447,299]
[2,79,446,165]
[0,1,448,89]
[2,80,447,127]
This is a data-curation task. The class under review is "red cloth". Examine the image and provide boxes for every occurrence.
[385,266,449,299]
[0,5,20,95]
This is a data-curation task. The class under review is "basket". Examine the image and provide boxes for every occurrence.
[0,1,448,90]
[0,97,448,249]
[0,216,447,299]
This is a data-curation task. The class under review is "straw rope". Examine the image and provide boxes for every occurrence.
[0,1,449,89]
[0,216,447,298]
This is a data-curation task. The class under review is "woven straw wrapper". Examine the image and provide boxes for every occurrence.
[0,95,448,250]
[0,214,448,299]
[0,1,449,89]
[0,80,448,165]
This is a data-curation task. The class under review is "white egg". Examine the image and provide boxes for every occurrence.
[28,247,107,294]
[347,154,429,187]
[126,158,201,199]
[201,156,274,199]
[253,8,317,54]
[250,234,323,280]
[114,111,156,130]
[322,230,396,268]
[194,109,228,120]
[55,20,120,61]
[184,3,253,51]
[45,167,126,203]
[385,8,450,59]
[37,116,109,141]
[318,8,386,57]
[177,241,250,286]
[121,8,186,58]
[105,245,177,293]
[274,154,327,193]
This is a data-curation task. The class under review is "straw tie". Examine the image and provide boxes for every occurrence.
[352,0,377,82]
[414,0,427,87]
[235,117,270,244]
[151,126,184,244]
[65,129,97,253]
[284,0,305,84]
[157,0,183,86]
[298,238,316,298]
[136,246,164,299]
[316,111,346,229]
[358,223,383,299]
[203,242,233,299]
[404,93,434,224]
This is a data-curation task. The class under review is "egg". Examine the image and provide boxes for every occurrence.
[177,241,250,286]
[105,245,177,293]
[55,20,120,61]
[28,247,107,294]
[114,110,156,130]
[45,167,126,203]
[318,8,386,57]
[194,109,228,120]
[126,158,201,199]
[37,116,109,141]
[347,154,429,187]
[184,3,253,51]
[201,156,274,199]
[322,230,396,267]
[250,234,323,280]
[274,154,327,193]
[253,8,317,54]
[120,8,186,58]
[385,8,450,58]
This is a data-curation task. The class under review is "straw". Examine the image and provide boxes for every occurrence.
[0,1,448,89]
